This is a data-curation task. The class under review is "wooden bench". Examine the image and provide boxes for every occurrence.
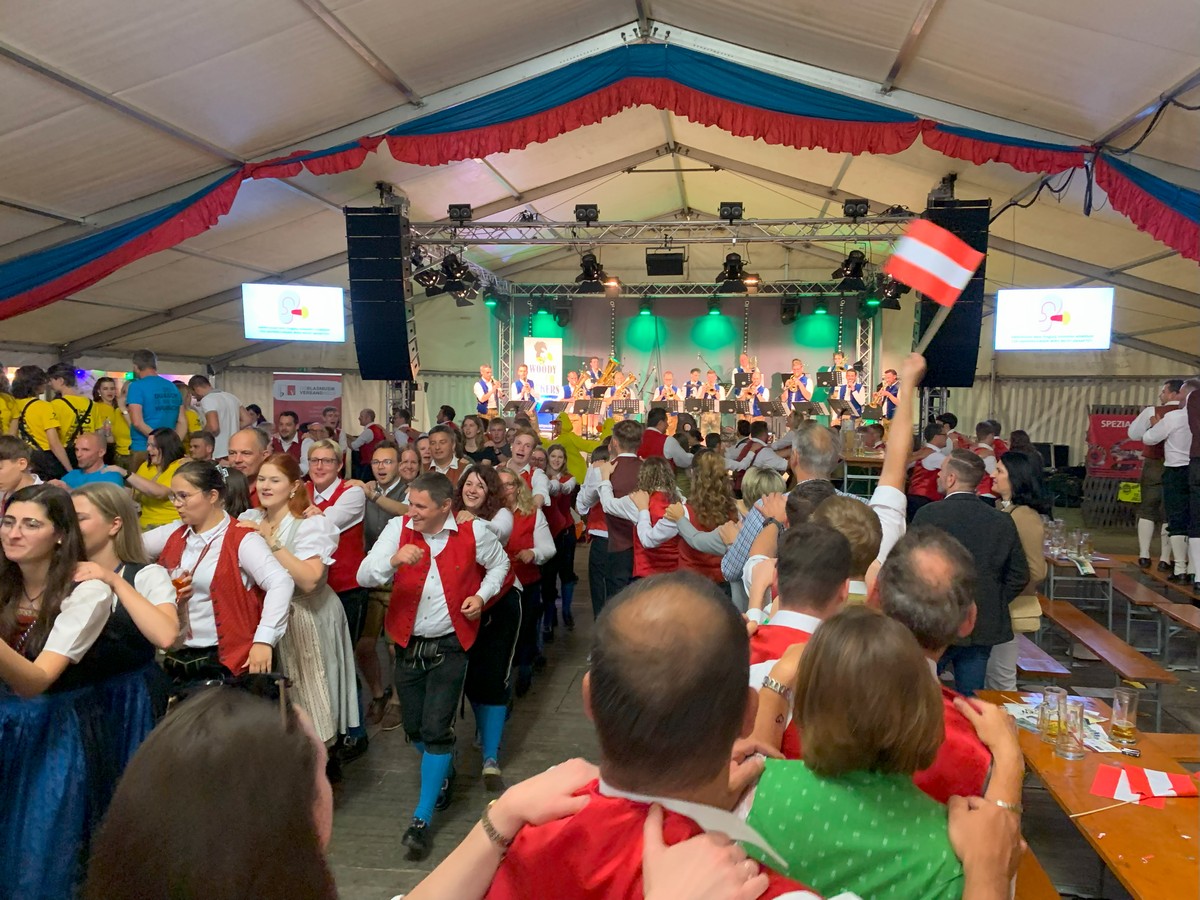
[1111,570,1169,652]
[1038,594,1178,729]
[1130,559,1200,604]
[1015,848,1059,900]
[1015,633,1070,681]
[1156,602,1200,672]
[1146,732,1200,763]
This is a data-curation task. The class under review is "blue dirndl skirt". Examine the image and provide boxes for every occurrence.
[0,663,158,900]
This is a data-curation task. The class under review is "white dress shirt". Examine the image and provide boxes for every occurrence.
[356,515,510,638]
[598,482,685,546]
[869,483,908,563]
[143,514,295,648]
[547,475,578,496]
[728,438,788,473]
[350,427,376,451]
[517,463,552,506]
[1142,407,1192,467]
[524,508,558,567]
[643,427,694,468]
[910,442,949,472]
[575,466,607,536]
[1128,401,1178,441]
[310,477,366,531]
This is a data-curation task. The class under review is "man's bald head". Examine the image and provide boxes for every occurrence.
[874,526,976,652]
[73,431,107,470]
[587,572,750,794]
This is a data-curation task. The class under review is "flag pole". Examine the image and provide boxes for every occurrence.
[915,305,952,354]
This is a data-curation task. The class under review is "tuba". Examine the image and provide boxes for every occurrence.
[594,357,620,387]
[572,375,588,399]
[614,372,639,399]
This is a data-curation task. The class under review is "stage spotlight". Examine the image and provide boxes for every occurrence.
[575,252,611,294]
[842,199,870,218]
[638,298,653,317]
[448,203,473,224]
[482,287,499,308]
[780,297,800,325]
[718,200,744,223]
[574,204,599,224]
[832,250,867,291]
[440,253,478,300]
[879,275,910,310]
[555,304,573,327]
[716,252,747,293]
[534,297,553,316]
[707,297,721,316]
[813,298,829,316]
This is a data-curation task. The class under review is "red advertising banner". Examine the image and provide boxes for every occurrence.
[1085,413,1143,479]
[272,373,342,427]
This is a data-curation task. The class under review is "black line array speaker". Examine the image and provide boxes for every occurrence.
[914,199,990,388]
[345,207,419,381]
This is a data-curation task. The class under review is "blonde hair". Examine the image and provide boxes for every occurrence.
[499,469,537,516]
[306,439,342,465]
[740,467,785,509]
[72,482,150,565]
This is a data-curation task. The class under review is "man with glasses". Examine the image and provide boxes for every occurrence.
[226,427,271,508]
[304,437,371,762]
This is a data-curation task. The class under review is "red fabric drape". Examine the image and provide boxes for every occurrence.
[1094,159,1200,262]
[246,136,386,180]
[921,126,1085,175]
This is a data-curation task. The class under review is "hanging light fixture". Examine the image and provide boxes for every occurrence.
[707,297,721,316]
[638,298,653,316]
[575,252,612,294]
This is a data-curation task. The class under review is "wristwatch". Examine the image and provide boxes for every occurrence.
[761,675,794,705]
[481,800,514,854]
[762,516,785,532]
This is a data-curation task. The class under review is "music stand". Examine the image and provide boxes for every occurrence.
[732,373,751,393]
[611,399,642,417]
[573,400,603,416]
[720,400,751,416]
[763,400,789,418]
[828,399,856,419]
[685,398,716,415]
[861,404,883,421]
[589,386,610,399]
[792,401,825,418]
[649,401,674,414]
[540,401,568,415]
[815,371,838,389]
[503,400,535,416]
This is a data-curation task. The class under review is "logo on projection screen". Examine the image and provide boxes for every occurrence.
[242,284,346,342]
[994,287,1113,351]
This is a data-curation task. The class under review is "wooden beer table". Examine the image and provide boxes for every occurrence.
[979,690,1199,899]
[1043,552,1117,631]
[840,453,884,497]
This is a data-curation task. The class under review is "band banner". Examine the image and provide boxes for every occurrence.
[1085,413,1143,479]
[523,338,563,403]
[272,372,342,426]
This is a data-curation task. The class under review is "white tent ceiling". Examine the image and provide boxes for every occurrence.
[0,0,1197,373]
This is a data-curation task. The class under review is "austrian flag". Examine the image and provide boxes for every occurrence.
[883,219,985,307]
[1091,763,1198,809]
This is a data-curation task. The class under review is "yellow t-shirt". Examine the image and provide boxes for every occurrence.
[13,398,60,451]
[52,395,98,443]
[136,458,184,528]
[92,403,133,456]
[0,393,15,437]
[184,408,202,434]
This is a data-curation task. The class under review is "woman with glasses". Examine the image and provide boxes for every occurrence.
[453,464,524,791]
[106,426,187,529]
[496,468,555,698]
[0,485,146,898]
[239,452,359,764]
[141,460,294,686]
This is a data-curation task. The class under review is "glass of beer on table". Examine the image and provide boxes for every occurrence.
[1055,697,1087,761]
[1038,687,1067,743]
[1111,687,1139,744]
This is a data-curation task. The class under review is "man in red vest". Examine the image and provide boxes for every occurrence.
[594,420,643,596]
[357,472,510,861]
[269,410,303,463]
[746,525,851,760]
[349,408,387,480]
[637,407,694,470]
[906,423,949,521]
[869,526,1021,805]
[484,571,823,900]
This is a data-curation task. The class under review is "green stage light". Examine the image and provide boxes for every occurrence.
[638,298,653,316]
[707,297,721,316]
[813,299,829,315]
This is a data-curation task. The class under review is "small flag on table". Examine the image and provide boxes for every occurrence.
[884,219,986,355]
[1091,763,1198,809]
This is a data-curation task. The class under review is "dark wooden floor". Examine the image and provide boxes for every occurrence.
[329,516,1200,899]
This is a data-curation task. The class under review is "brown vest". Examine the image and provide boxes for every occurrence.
[606,455,642,553]
[1141,404,1177,461]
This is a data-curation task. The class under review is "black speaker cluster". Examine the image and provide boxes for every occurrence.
[345,207,419,382]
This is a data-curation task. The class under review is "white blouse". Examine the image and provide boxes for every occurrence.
[239,510,339,565]
[42,579,112,662]
[120,564,178,610]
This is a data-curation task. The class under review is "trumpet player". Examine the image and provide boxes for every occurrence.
[473,363,501,415]
[875,368,900,420]
[738,369,769,420]
[783,357,814,410]
[511,364,538,404]
[698,369,724,435]
[653,371,681,403]
[684,367,704,398]
[832,367,866,427]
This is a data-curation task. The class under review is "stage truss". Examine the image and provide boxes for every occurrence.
[503,280,877,299]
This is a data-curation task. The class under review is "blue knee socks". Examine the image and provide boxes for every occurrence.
[561,582,575,618]
[414,751,452,823]
[477,704,507,763]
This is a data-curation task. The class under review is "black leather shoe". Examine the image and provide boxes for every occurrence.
[1158,561,1173,572]
[1137,557,1152,568]
[1168,573,1190,584]
[434,765,456,811]
[336,734,369,765]
[402,818,433,860]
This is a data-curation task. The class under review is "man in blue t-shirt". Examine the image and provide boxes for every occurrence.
[125,348,182,470]
[59,433,126,489]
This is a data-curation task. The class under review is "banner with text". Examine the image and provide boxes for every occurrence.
[272,373,342,427]
[522,337,563,402]
[1085,413,1143,480]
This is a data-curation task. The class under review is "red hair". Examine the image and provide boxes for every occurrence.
[261,453,309,518]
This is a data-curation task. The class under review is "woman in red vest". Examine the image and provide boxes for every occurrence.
[600,457,682,579]
[142,461,294,686]
[238,453,359,767]
[539,443,578,640]
[667,450,737,593]
[453,464,523,791]
[496,468,555,698]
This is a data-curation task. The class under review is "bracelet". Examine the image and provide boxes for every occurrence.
[480,800,514,853]
[989,798,1023,816]
[761,675,794,705]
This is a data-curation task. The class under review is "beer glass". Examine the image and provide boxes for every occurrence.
[1111,687,1139,744]
[1039,687,1067,744]
[1055,697,1087,760]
